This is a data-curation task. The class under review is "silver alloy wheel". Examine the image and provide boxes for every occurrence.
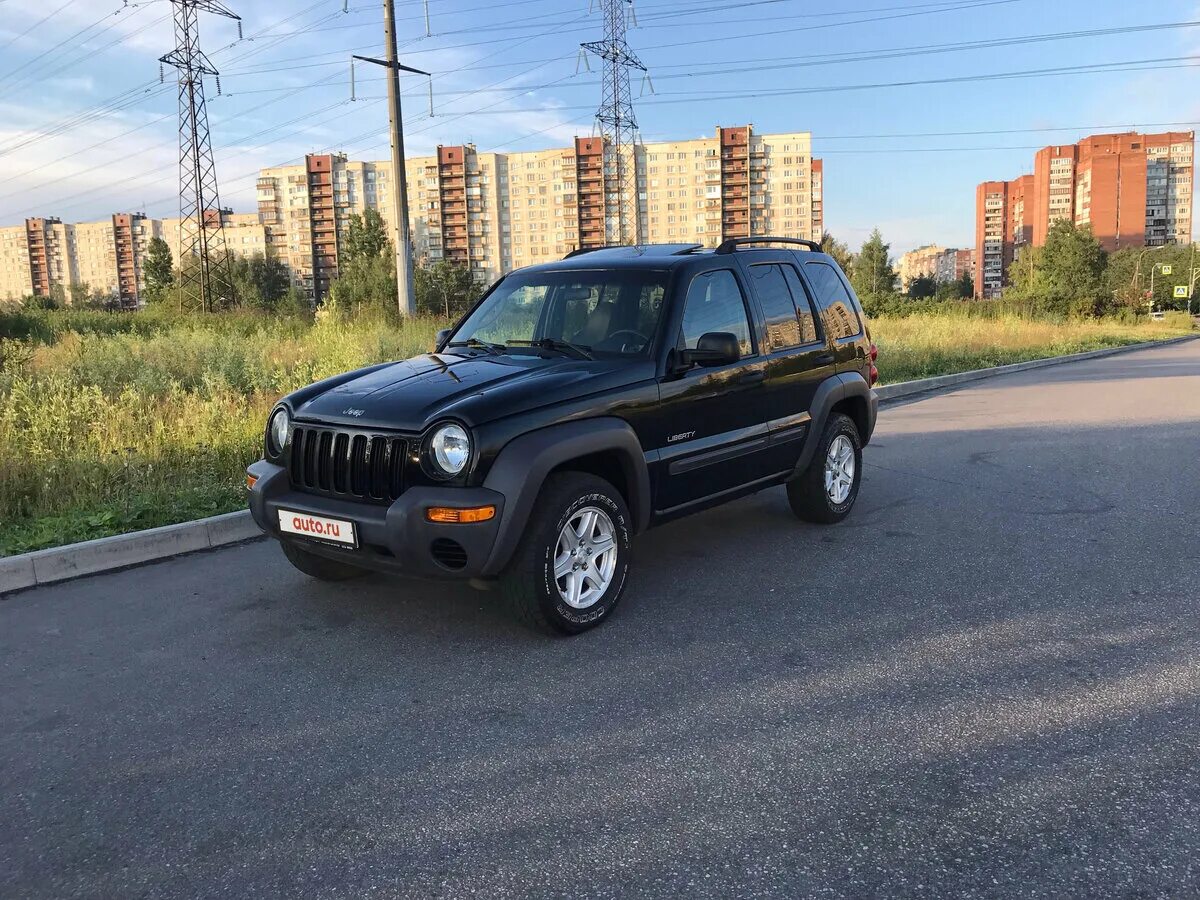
[824,434,856,505]
[553,506,618,609]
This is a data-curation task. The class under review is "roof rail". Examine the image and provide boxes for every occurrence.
[714,236,822,254]
[671,243,704,255]
[563,246,604,259]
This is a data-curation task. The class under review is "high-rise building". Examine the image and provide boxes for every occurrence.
[0,210,268,305]
[974,131,1194,297]
[254,125,824,302]
[897,244,946,288]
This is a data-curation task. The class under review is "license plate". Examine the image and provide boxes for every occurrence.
[278,509,358,547]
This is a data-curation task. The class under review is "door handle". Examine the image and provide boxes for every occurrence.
[814,353,835,365]
[739,370,766,385]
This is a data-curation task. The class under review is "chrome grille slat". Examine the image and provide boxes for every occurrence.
[287,425,406,503]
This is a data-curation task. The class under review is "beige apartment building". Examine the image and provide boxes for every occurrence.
[254,125,825,301]
[0,211,268,305]
[897,244,975,289]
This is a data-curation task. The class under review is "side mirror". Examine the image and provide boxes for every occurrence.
[435,328,451,350]
[680,331,740,369]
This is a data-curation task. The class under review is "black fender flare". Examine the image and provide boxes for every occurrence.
[794,372,874,474]
[480,417,651,576]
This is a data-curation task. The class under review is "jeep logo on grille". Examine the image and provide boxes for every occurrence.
[342,407,365,417]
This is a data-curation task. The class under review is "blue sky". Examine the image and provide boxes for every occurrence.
[0,0,1197,254]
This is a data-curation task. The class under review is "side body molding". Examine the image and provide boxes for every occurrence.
[480,417,652,576]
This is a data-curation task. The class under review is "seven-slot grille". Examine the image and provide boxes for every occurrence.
[288,425,407,502]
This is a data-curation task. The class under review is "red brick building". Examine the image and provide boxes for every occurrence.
[974,131,1193,298]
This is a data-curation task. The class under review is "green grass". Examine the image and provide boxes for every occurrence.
[0,306,1191,556]
[872,311,1192,384]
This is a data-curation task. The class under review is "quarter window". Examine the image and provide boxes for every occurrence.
[679,269,752,357]
[804,261,862,340]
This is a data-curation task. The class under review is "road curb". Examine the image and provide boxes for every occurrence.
[0,511,263,595]
[876,333,1197,403]
[1,334,1194,595]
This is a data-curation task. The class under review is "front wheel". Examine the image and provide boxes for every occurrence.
[500,472,632,635]
[787,412,863,524]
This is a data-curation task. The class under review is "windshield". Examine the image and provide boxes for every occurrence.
[451,269,670,358]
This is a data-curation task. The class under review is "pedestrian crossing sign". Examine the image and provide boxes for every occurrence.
[1174,285,1190,299]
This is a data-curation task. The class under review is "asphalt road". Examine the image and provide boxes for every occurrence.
[3,340,1199,898]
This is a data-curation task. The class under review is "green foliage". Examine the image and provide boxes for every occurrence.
[143,237,174,303]
[343,209,390,263]
[907,275,937,300]
[229,252,303,314]
[1105,244,1198,313]
[820,232,854,275]
[415,259,482,318]
[850,228,897,300]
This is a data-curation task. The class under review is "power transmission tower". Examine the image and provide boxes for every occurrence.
[582,0,645,246]
[159,1,239,312]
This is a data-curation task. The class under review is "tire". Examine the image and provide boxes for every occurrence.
[787,412,863,524]
[280,539,367,581]
[500,472,633,635]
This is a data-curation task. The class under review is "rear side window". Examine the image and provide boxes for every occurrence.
[680,269,753,357]
[749,264,802,351]
[804,261,862,340]
[780,266,820,345]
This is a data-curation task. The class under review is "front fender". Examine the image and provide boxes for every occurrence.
[479,417,650,576]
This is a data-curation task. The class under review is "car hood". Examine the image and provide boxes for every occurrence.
[291,351,653,431]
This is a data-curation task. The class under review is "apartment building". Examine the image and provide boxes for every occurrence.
[897,244,946,288]
[254,125,824,301]
[974,131,1194,297]
[0,210,268,305]
[935,248,975,284]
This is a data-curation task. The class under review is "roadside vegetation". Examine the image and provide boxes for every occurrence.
[0,214,1192,555]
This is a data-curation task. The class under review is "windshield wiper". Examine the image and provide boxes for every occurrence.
[506,338,594,360]
[446,338,507,354]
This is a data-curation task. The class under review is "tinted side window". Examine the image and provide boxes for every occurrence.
[680,269,752,357]
[749,264,802,351]
[780,265,820,345]
[805,261,862,340]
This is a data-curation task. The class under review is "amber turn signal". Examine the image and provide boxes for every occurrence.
[426,505,496,524]
[245,473,258,490]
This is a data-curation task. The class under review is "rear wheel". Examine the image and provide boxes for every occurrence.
[280,540,367,581]
[787,412,862,524]
[500,472,632,635]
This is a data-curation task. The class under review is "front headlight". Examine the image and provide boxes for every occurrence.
[267,407,290,457]
[428,422,470,476]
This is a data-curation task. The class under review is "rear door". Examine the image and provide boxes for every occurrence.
[655,266,772,513]
[800,258,868,374]
[742,257,836,470]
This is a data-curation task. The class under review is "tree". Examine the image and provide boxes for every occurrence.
[907,274,937,300]
[414,260,481,318]
[230,252,293,311]
[143,237,174,303]
[819,232,854,276]
[1007,222,1106,316]
[850,229,896,299]
[955,270,974,300]
[343,209,389,264]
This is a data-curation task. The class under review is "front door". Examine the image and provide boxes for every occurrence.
[655,267,772,513]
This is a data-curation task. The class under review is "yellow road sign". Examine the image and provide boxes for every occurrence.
[1175,285,1190,299]
[1161,265,1173,276]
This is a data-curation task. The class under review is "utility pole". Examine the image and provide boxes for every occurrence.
[353,0,428,317]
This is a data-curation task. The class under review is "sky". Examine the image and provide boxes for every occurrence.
[0,0,1197,255]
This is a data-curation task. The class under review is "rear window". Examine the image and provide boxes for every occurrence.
[804,261,862,340]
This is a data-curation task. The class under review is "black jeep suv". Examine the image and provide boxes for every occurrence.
[247,237,878,634]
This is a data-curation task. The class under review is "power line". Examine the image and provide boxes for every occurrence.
[0,0,77,54]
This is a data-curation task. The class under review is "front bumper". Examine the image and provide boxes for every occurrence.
[247,460,507,579]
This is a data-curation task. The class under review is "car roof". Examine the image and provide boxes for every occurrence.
[515,242,838,275]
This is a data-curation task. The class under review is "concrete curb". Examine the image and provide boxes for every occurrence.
[0,511,263,595]
[875,334,1197,403]
[1,333,1194,595]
